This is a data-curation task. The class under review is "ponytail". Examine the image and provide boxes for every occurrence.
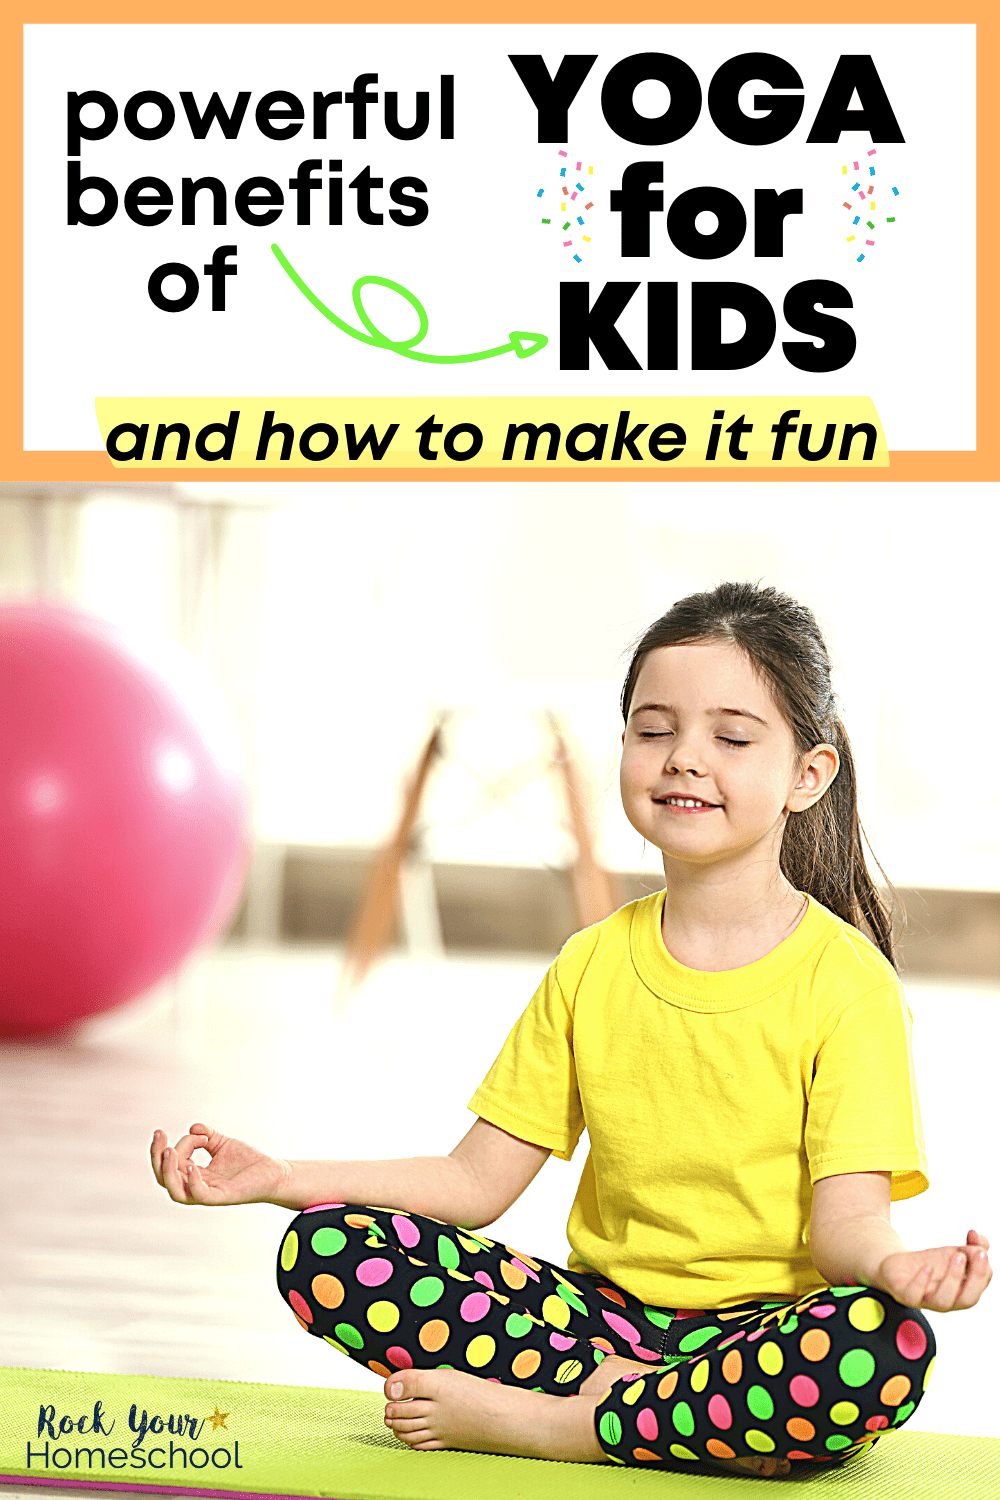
[778,719,898,967]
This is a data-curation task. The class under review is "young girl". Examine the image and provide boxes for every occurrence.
[152,581,992,1478]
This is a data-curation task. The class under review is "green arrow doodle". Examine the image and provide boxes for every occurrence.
[271,244,547,364]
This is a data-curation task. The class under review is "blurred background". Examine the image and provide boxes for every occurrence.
[1,481,997,1469]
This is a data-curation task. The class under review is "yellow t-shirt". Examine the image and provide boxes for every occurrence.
[468,891,929,1310]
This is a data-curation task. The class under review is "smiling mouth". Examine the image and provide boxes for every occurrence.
[653,796,721,811]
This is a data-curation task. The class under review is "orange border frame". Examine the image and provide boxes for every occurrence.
[2,3,993,481]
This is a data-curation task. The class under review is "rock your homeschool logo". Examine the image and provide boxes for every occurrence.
[25,1396,243,1477]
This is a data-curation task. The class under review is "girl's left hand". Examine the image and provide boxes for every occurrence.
[876,1228,993,1311]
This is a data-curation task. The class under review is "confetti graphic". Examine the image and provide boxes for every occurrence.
[537,150,596,263]
[839,153,899,263]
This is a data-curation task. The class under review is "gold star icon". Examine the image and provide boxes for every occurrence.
[208,1407,229,1431]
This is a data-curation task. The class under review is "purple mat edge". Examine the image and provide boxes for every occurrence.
[0,1479,320,1500]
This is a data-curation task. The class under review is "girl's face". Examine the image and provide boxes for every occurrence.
[620,640,835,872]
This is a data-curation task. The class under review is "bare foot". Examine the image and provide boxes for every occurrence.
[383,1368,605,1462]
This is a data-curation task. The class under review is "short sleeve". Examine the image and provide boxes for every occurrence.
[467,959,585,1161]
[806,981,929,1199]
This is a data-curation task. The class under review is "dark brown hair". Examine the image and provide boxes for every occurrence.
[621,580,901,968]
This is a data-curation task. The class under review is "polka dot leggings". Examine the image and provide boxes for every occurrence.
[276,1202,936,1471]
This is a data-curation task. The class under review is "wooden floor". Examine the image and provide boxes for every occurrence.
[1,944,998,1499]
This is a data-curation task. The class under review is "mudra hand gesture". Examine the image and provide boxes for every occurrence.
[878,1229,992,1311]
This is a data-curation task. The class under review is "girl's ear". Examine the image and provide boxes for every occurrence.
[787,744,840,812]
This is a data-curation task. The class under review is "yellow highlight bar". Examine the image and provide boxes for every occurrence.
[95,397,888,470]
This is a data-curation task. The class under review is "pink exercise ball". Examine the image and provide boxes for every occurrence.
[0,600,252,1038]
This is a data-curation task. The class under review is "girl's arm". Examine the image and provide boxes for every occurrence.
[153,1117,550,1229]
[810,1171,993,1311]
[809,1171,905,1285]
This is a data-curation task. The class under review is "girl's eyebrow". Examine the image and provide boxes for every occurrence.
[631,701,770,727]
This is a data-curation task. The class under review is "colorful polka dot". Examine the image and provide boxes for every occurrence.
[500,1260,527,1291]
[706,1439,735,1459]
[288,1289,312,1323]
[644,1307,672,1329]
[866,1414,890,1431]
[391,1213,420,1248]
[669,1444,699,1460]
[556,1283,589,1315]
[786,1417,815,1442]
[839,1348,876,1388]
[555,1359,584,1383]
[410,1275,445,1307]
[657,1371,679,1399]
[311,1274,344,1309]
[848,1296,885,1332]
[799,1328,831,1362]
[757,1341,784,1377]
[511,1348,541,1380]
[311,1227,347,1257]
[602,1310,641,1343]
[678,1325,722,1353]
[334,1321,363,1349]
[745,1429,775,1453]
[778,1315,799,1335]
[636,1407,658,1442]
[879,1374,911,1406]
[279,1232,298,1271]
[457,1234,484,1254]
[543,1293,572,1329]
[722,1348,743,1384]
[322,1335,349,1354]
[598,1286,626,1306]
[418,1319,449,1352]
[599,1412,622,1445]
[808,1303,836,1318]
[356,1257,393,1288]
[386,1345,412,1368]
[466,1334,495,1368]
[893,1401,916,1424]
[366,1300,399,1333]
[789,1374,820,1407]
[718,1330,745,1348]
[829,1400,860,1425]
[747,1385,775,1420]
[343,1213,374,1229]
[459,1291,492,1323]
[826,1434,853,1451]
[303,1201,345,1212]
[896,1320,928,1360]
[436,1236,461,1270]
[690,1359,710,1393]
[505,1312,532,1338]
[549,1331,576,1351]
[922,1356,936,1391]
[708,1394,732,1429]
[671,1401,695,1437]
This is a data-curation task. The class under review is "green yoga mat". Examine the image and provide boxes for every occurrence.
[1,1368,997,1500]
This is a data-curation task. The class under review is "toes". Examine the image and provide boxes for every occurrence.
[385,1399,434,1422]
[383,1370,423,1401]
[385,1416,431,1434]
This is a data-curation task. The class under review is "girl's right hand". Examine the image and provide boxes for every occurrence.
[150,1123,291,1207]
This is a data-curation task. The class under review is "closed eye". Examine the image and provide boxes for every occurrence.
[720,738,751,747]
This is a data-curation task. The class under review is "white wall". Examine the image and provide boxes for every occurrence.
[2,481,996,890]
